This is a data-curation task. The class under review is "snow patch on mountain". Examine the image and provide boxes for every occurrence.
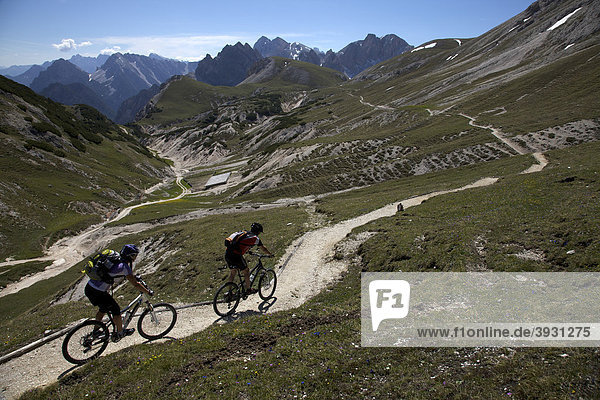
[412,42,437,52]
[547,8,581,31]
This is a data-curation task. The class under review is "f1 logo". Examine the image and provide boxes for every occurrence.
[369,280,410,331]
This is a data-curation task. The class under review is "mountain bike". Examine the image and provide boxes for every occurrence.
[213,251,277,317]
[62,275,177,365]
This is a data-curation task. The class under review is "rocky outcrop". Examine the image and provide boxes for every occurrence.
[254,36,322,65]
[321,34,413,77]
[194,42,263,86]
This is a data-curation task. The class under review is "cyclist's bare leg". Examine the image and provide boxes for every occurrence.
[228,268,251,290]
[94,310,105,322]
[113,314,123,333]
[96,310,123,333]
[241,268,251,290]
[227,268,237,283]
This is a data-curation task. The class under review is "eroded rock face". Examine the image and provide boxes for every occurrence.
[322,34,413,78]
[195,43,263,86]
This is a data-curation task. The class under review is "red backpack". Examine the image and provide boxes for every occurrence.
[224,231,248,251]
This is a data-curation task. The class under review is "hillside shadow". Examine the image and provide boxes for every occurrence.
[58,364,81,380]
[143,335,177,344]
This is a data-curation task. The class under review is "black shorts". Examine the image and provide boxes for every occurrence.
[85,283,120,316]
[225,251,248,270]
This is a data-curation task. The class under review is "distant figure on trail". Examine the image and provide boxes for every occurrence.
[224,222,273,294]
[84,244,153,342]
[397,202,404,212]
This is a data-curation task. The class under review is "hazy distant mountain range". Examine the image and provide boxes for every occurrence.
[0,34,412,122]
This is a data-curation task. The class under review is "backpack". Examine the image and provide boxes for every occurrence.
[83,249,121,284]
[224,231,248,251]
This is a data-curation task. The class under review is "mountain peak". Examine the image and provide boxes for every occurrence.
[30,59,87,90]
[195,42,262,86]
[321,34,412,77]
[149,53,167,60]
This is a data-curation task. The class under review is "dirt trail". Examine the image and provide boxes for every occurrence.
[460,113,528,155]
[521,152,548,174]
[460,114,549,174]
[0,175,508,400]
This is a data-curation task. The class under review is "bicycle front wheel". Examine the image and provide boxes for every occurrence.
[138,303,177,340]
[213,282,240,317]
[258,269,277,300]
[62,320,109,365]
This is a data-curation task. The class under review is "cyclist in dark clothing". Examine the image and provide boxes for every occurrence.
[225,222,273,294]
[84,244,152,342]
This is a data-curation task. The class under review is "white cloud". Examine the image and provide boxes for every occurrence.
[52,38,93,52]
[93,34,248,60]
[100,46,121,55]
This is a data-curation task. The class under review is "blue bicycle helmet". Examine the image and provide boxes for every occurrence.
[120,244,139,261]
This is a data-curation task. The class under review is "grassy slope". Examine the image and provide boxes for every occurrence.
[138,78,253,125]
[21,141,600,400]
[458,45,600,134]
[259,57,347,88]
[139,59,346,127]
[0,134,165,259]
[355,44,600,136]
[0,77,169,261]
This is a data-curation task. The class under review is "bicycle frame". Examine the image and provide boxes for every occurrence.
[234,255,265,296]
[116,292,151,330]
[105,277,153,332]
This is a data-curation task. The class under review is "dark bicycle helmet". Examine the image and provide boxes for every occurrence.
[250,222,263,234]
[120,244,139,261]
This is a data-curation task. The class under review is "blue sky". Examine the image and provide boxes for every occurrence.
[0,0,535,67]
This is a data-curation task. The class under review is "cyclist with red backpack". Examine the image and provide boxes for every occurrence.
[225,222,273,294]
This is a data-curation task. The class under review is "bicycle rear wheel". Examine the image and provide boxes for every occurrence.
[138,303,177,340]
[62,320,109,365]
[213,282,240,317]
[258,269,277,300]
